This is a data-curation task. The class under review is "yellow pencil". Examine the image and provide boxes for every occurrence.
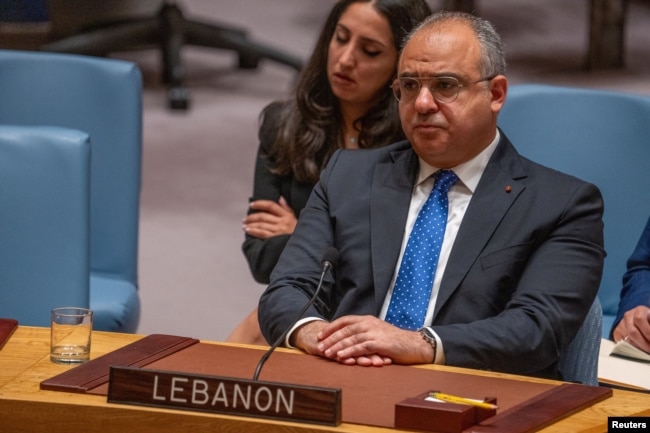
[429,392,498,410]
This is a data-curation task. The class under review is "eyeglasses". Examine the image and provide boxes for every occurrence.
[391,75,495,104]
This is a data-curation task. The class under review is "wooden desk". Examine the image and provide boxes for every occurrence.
[1,327,649,433]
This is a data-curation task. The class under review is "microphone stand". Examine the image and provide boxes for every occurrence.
[252,259,333,381]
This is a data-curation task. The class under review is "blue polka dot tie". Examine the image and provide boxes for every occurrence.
[385,169,458,330]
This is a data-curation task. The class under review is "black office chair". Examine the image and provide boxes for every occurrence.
[42,1,303,110]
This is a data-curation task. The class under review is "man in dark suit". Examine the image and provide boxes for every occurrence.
[611,216,650,353]
[258,11,605,379]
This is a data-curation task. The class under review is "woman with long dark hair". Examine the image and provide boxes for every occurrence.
[230,0,432,344]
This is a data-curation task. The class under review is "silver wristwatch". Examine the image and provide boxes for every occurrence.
[418,327,437,363]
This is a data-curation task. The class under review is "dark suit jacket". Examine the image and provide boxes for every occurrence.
[258,131,605,379]
[611,215,650,336]
[242,102,316,284]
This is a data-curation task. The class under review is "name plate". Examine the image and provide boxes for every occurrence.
[107,366,341,425]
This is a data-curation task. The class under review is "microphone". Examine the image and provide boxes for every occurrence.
[253,247,339,381]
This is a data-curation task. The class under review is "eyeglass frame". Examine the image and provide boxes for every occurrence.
[391,75,496,104]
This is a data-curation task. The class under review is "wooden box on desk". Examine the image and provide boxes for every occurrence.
[395,391,497,433]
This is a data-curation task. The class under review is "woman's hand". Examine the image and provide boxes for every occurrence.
[243,196,297,239]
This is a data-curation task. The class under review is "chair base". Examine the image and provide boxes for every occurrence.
[41,1,303,110]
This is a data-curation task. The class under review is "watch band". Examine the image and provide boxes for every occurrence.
[418,327,437,363]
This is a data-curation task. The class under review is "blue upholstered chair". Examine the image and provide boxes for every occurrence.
[0,125,90,326]
[0,49,143,332]
[498,84,650,339]
[557,298,602,386]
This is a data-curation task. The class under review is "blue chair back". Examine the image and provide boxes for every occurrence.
[498,84,650,337]
[0,125,90,326]
[0,49,142,332]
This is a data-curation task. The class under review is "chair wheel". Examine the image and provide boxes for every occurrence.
[168,87,190,110]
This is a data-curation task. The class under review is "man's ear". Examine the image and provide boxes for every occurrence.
[489,75,508,113]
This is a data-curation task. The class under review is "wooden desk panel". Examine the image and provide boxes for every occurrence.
[1,327,649,433]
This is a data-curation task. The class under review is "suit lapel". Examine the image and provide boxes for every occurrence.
[433,136,527,317]
[370,145,418,313]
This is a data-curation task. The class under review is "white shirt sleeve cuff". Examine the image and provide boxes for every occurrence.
[284,317,325,348]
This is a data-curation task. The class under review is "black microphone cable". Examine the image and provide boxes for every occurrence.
[252,247,339,381]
